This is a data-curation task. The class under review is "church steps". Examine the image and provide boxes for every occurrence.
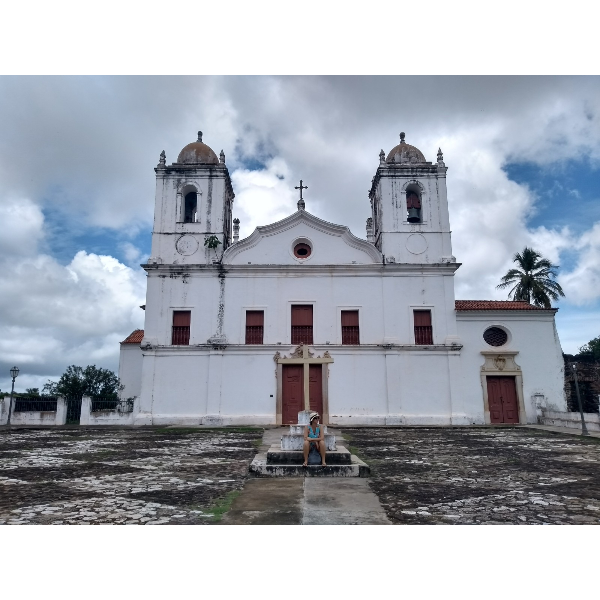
[267,445,352,465]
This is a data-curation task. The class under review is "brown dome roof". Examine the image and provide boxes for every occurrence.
[177,131,219,164]
[386,132,426,164]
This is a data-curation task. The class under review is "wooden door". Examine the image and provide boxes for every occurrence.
[282,365,304,424]
[309,364,323,416]
[487,376,520,424]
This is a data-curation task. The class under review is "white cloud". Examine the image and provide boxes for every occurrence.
[0,199,146,391]
[558,223,600,306]
[120,241,142,264]
[1,76,600,366]
[231,157,297,238]
[0,197,45,256]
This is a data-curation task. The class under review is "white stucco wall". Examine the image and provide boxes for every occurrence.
[118,344,143,400]
[457,311,567,424]
[121,138,567,427]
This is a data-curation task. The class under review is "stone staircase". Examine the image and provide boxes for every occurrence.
[249,411,369,477]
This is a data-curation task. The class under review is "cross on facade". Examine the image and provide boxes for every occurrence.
[295,179,308,210]
[276,344,334,412]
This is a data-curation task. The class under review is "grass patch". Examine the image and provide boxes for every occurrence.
[342,432,365,459]
[208,489,241,523]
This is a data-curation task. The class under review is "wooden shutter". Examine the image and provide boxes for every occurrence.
[413,310,432,344]
[291,305,313,344]
[413,310,431,327]
[341,310,360,345]
[341,310,359,327]
[172,310,191,345]
[245,310,264,344]
[246,311,264,327]
[173,311,191,326]
[291,305,313,326]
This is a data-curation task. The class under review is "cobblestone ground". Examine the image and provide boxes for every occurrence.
[343,427,600,524]
[0,427,262,525]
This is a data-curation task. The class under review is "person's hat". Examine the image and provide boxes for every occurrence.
[309,412,320,422]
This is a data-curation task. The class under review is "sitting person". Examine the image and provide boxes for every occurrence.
[303,412,326,467]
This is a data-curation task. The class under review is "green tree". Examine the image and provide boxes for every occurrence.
[25,388,40,396]
[496,247,565,308]
[42,365,122,400]
[578,335,600,359]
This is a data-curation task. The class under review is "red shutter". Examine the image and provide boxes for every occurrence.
[414,310,433,344]
[341,310,359,327]
[291,305,313,344]
[246,311,264,326]
[245,311,264,344]
[341,310,360,345]
[413,310,431,327]
[291,305,313,326]
[172,311,191,345]
[173,311,191,326]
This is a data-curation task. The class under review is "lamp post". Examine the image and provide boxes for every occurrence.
[7,366,19,427]
[571,363,589,437]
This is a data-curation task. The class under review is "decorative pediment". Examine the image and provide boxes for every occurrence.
[274,345,334,364]
[480,351,521,373]
[223,210,382,265]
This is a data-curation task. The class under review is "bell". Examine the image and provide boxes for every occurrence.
[407,208,421,223]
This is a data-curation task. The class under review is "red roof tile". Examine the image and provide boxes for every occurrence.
[121,329,144,344]
[455,300,555,311]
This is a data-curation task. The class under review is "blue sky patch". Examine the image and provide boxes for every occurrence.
[504,159,600,234]
[41,205,151,267]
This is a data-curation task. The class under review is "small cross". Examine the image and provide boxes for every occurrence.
[295,180,308,201]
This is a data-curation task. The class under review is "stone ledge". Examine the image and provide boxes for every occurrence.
[267,445,352,465]
[281,434,336,451]
[249,451,369,478]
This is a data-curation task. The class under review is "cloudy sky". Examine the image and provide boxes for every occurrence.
[0,75,599,392]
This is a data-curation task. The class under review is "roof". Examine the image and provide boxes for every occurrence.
[176,132,219,164]
[177,142,219,164]
[455,300,556,311]
[121,329,144,344]
[386,133,427,164]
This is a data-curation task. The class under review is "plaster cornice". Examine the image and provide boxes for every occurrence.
[142,262,462,276]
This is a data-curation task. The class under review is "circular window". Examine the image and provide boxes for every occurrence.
[294,243,312,259]
[483,327,508,347]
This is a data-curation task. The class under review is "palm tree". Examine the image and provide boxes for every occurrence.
[496,247,565,308]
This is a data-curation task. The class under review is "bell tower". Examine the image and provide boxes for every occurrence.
[368,133,455,265]
[148,131,235,265]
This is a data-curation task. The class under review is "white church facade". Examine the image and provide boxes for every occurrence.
[119,132,567,426]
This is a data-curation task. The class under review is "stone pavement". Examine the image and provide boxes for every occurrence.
[2,424,599,525]
[343,426,600,524]
[221,428,390,524]
[524,424,600,438]
[0,426,262,525]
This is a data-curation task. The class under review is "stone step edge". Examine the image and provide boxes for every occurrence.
[249,453,370,478]
[267,451,352,466]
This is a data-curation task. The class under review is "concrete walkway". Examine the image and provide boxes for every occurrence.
[221,427,390,525]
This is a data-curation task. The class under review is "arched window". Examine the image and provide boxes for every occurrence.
[406,190,422,223]
[184,192,197,223]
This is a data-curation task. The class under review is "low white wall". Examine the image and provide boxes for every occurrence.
[7,397,66,426]
[80,396,138,426]
[539,410,600,433]
[0,399,7,425]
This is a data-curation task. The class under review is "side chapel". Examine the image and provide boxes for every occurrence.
[119,131,566,426]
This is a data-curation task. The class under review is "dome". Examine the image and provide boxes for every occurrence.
[177,131,219,164]
[386,132,426,164]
